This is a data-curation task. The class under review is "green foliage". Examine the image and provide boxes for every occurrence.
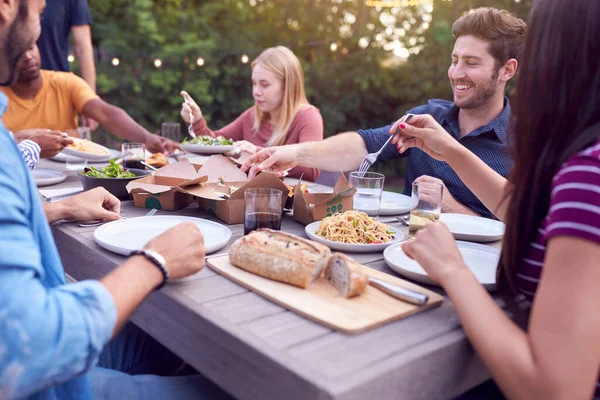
[84,0,531,183]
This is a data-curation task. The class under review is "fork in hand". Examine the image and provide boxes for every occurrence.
[356,114,414,177]
[183,94,197,140]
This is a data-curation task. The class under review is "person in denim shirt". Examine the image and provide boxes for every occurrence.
[0,1,230,399]
[244,8,526,219]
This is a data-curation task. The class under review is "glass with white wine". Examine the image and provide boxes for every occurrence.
[408,181,443,238]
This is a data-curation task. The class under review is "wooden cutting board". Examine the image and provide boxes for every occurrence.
[207,255,443,334]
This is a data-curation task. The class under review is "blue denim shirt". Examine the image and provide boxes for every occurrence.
[0,93,116,399]
[357,98,513,218]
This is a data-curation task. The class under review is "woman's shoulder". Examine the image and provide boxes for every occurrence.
[553,139,600,187]
[293,104,323,123]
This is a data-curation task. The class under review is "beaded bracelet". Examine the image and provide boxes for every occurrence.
[130,249,169,290]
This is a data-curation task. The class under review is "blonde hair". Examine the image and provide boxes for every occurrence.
[251,46,310,146]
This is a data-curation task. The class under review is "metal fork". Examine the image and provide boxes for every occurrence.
[183,94,197,140]
[78,208,158,227]
[356,114,414,177]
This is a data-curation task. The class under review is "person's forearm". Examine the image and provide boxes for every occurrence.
[297,132,367,172]
[442,268,547,400]
[446,145,510,222]
[101,106,149,143]
[100,256,163,336]
[447,199,481,216]
[44,202,68,223]
[75,39,96,92]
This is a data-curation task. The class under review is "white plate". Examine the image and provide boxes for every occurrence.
[52,148,121,163]
[379,191,415,216]
[440,213,505,243]
[181,143,235,154]
[384,241,500,289]
[304,221,404,253]
[62,139,113,161]
[32,168,67,187]
[94,216,232,256]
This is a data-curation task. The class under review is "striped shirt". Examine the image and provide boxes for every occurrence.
[518,139,600,397]
[17,139,41,170]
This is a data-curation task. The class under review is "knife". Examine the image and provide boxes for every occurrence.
[368,277,429,305]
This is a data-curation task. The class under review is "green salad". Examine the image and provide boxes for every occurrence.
[182,135,234,146]
[83,160,136,178]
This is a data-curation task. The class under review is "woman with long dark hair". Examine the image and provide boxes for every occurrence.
[392,0,600,398]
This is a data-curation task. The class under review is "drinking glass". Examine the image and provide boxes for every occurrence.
[349,172,385,217]
[121,142,146,170]
[161,122,181,143]
[244,188,283,235]
[408,181,443,237]
[65,127,92,171]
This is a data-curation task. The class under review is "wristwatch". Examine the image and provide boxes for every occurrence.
[130,249,169,290]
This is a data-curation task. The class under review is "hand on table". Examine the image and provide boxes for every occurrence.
[227,140,258,157]
[145,134,181,154]
[241,146,299,179]
[18,129,73,158]
[49,187,121,223]
[144,222,206,279]
[414,175,468,214]
[401,221,467,285]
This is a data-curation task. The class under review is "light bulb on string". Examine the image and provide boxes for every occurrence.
[67,54,75,63]
[330,43,338,52]
[111,57,120,66]
[241,54,249,64]
[154,58,162,68]
[196,57,205,67]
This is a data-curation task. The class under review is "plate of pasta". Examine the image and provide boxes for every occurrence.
[305,210,404,253]
[62,138,111,161]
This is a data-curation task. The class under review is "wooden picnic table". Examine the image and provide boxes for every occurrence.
[39,157,503,400]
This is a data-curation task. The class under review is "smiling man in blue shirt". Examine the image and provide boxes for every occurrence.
[244,8,526,219]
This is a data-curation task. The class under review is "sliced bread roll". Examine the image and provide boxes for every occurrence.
[229,229,331,289]
[324,253,369,298]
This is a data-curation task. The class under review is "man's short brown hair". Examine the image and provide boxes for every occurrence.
[452,7,527,70]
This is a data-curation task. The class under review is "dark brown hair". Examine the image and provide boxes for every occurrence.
[499,0,600,292]
[452,7,526,70]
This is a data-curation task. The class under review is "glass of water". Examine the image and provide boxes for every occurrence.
[161,122,181,143]
[349,171,385,217]
[408,181,443,238]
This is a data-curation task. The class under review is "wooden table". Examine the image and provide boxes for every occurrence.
[39,158,502,400]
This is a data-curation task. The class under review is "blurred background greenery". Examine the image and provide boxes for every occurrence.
[80,0,531,189]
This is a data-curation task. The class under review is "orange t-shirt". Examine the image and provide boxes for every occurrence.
[0,70,99,132]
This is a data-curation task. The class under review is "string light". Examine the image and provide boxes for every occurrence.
[330,43,338,52]
[366,0,451,6]
[196,57,205,66]
[241,54,249,64]
[111,57,120,66]
[67,54,75,63]
[154,58,162,68]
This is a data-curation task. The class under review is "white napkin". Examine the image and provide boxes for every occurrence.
[38,187,82,202]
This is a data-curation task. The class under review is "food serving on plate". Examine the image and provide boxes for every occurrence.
[229,229,331,289]
[83,160,135,178]
[182,135,234,146]
[145,153,168,168]
[315,210,395,244]
[66,138,109,155]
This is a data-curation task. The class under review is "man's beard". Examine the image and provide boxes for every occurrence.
[455,72,501,110]
[0,3,33,86]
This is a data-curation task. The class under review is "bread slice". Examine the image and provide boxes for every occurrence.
[229,229,331,288]
[324,253,369,298]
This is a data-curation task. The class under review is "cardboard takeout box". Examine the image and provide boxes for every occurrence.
[181,155,290,224]
[126,160,207,211]
[293,172,356,225]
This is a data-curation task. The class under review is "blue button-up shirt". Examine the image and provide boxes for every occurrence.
[0,93,116,399]
[357,98,513,218]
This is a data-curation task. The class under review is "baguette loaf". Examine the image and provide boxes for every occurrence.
[229,229,331,288]
[324,253,368,298]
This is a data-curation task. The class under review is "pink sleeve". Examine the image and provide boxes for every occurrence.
[286,107,324,182]
[192,108,251,142]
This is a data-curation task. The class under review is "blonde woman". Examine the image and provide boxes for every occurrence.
[180,46,323,181]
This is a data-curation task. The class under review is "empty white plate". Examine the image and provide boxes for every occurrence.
[305,221,404,253]
[379,191,415,216]
[384,241,500,289]
[440,213,505,243]
[181,144,235,154]
[94,216,232,256]
[51,148,121,163]
[32,168,67,187]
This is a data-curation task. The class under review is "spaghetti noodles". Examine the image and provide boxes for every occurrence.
[314,210,395,244]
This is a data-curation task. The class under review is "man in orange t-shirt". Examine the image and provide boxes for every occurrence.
[0,45,177,155]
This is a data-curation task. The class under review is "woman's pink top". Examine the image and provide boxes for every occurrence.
[192,105,323,181]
